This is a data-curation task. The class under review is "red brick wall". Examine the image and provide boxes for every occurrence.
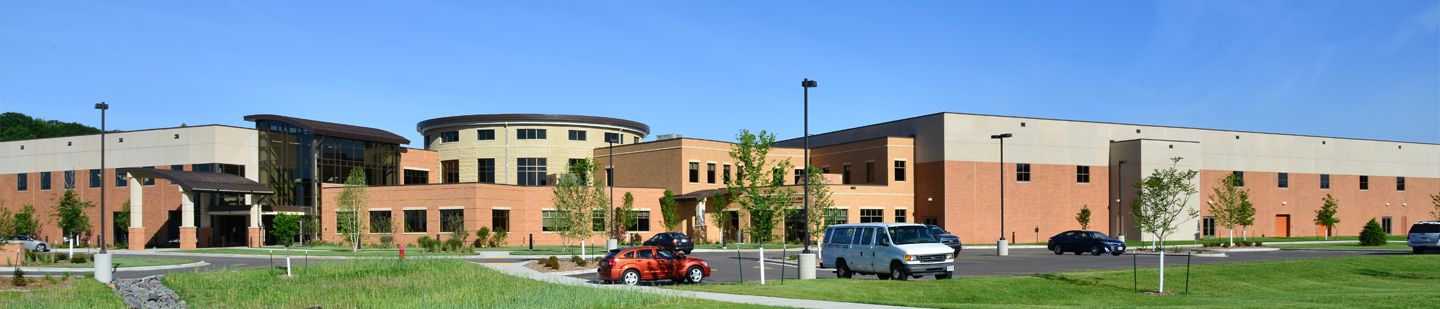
[1198,170,1437,238]
[0,167,183,248]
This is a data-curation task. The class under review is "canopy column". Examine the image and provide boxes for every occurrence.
[248,194,263,248]
[179,189,197,250]
[127,174,145,250]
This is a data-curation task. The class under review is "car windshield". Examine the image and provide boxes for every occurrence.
[1090,232,1111,239]
[928,226,946,236]
[887,226,940,245]
[1411,224,1440,233]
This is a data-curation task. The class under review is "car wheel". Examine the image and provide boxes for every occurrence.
[836,260,853,279]
[936,272,952,280]
[1053,246,1064,255]
[37,244,47,252]
[889,262,909,281]
[1091,245,1103,256]
[621,269,641,286]
[686,266,705,284]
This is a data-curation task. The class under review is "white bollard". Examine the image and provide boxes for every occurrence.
[93,253,113,283]
[997,239,1009,256]
[798,253,816,280]
[286,255,292,277]
[758,246,766,285]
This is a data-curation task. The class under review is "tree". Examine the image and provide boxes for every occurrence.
[802,165,836,245]
[725,129,796,286]
[705,191,734,245]
[618,192,636,243]
[660,190,681,231]
[271,213,301,248]
[1315,194,1341,240]
[0,200,13,238]
[115,201,132,245]
[13,204,41,237]
[1234,196,1256,241]
[0,112,108,142]
[54,190,93,244]
[335,167,370,252]
[1431,192,1440,221]
[1130,157,1199,294]
[1075,205,1092,230]
[1206,174,1251,246]
[553,158,606,253]
[1358,218,1387,246]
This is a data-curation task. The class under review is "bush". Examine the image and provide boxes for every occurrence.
[542,256,561,269]
[476,227,492,248]
[43,274,56,284]
[417,236,437,252]
[379,235,395,247]
[490,229,508,247]
[68,253,92,264]
[444,237,464,252]
[1359,219,1388,246]
[571,255,588,267]
[11,267,26,287]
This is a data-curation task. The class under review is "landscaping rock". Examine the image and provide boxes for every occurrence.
[115,275,187,309]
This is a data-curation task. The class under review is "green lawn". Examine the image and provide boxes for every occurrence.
[0,278,126,308]
[42,256,198,268]
[675,255,1439,308]
[1271,242,1414,250]
[164,258,773,308]
[187,247,473,257]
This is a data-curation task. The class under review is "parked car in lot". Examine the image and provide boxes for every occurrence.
[597,246,711,286]
[1408,221,1440,254]
[3,235,50,252]
[1048,230,1126,256]
[641,232,695,255]
[821,223,955,280]
[926,225,963,255]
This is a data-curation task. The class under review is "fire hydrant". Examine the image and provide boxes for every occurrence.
[399,243,406,260]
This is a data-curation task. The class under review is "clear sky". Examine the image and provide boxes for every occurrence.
[3,1,1437,145]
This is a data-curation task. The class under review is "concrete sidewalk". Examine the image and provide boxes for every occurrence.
[478,260,919,309]
[1,261,210,273]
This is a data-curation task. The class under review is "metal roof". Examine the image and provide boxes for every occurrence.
[416,114,650,135]
[244,114,410,145]
[119,167,274,194]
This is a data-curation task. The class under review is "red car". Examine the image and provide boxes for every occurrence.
[598,246,710,285]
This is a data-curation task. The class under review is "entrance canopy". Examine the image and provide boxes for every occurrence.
[117,167,274,194]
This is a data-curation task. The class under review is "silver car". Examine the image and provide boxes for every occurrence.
[1408,221,1439,254]
[821,223,956,280]
[4,235,50,252]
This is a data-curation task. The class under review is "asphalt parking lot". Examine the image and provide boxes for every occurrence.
[567,247,1406,285]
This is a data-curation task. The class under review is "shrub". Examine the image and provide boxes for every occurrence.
[543,256,561,269]
[11,267,26,287]
[1359,218,1388,246]
[60,272,70,281]
[1254,241,1263,247]
[43,274,56,284]
[444,237,464,252]
[69,253,92,264]
[490,229,509,247]
[416,236,436,252]
[379,235,394,247]
[475,227,492,248]
[571,255,588,267]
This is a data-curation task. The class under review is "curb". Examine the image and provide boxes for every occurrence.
[1,261,210,273]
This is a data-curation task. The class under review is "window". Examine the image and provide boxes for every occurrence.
[1076,166,1090,183]
[542,210,567,231]
[722,165,731,183]
[1397,177,1405,191]
[568,158,586,170]
[1232,171,1244,187]
[369,211,392,233]
[633,136,639,144]
[858,228,874,245]
[16,173,26,191]
[403,169,429,185]
[1381,217,1392,234]
[142,176,154,186]
[40,172,52,190]
[604,132,621,143]
[1359,175,1369,190]
[894,209,907,223]
[1202,216,1216,237]
[440,131,459,143]
[63,170,75,189]
[688,162,700,183]
[337,211,357,235]
[1016,163,1031,182]
[1320,174,1330,189]
[425,135,432,149]
[794,169,804,185]
[441,160,460,183]
[404,210,427,233]
[492,209,510,232]
[842,164,852,184]
[865,161,875,183]
[115,172,126,187]
[828,227,854,244]
[478,159,496,183]
[88,168,102,188]
[605,167,613,187]
[476,129,495,140]
[516,129,547,140]
[440,209,465,233]
[568,130,587,141]
[1278,173,1289,188]
[517,158,548,186]
[707,163,717,184]
[628,210,651,231]
[171,164,185,171]
[860,209,884,223]
[894,160,906,181]
[822,166,830,174]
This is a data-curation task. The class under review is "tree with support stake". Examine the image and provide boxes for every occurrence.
[725,129,796,286]
[1075,205,1091,230]
[271,213,300,277]
[1130,157,1199,294]
[1206,174,1251,247]
[1315,194,1341,240]
[335,167,370,252]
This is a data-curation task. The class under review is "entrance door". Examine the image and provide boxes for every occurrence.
[725,211,741,243]
[1274,215,1291,238]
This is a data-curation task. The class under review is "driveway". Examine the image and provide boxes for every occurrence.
[21,251,529,280]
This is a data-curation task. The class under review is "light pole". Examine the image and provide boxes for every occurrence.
[94,102,113,283]
[606,137,618,250]
[798,79,819,280]
[1116,160,1126,241]
[990,133,1012,256]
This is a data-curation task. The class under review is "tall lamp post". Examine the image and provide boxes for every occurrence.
[990,133,1012,256]
[94,102,114,283]
[798,79,819,280]
[606,137,618,250]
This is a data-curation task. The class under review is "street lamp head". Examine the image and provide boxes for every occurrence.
[801,79,818,88]
[990,133,1012,139]
[95,102,109,110]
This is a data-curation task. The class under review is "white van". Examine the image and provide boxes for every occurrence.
[821,223,955,280]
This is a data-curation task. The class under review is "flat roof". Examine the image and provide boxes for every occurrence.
[416,114,650,136]
[245,114,410,145]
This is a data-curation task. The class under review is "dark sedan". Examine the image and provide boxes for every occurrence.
[927,225,963,255]
[1048,230,1126,256]
[642,232,695,255]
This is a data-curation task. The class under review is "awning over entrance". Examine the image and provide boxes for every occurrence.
[118,167,274,194]
[674,188,728,202]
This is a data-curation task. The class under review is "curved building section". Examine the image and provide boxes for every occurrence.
[417,114,649,185]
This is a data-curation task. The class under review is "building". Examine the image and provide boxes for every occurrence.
[416,114,649,186]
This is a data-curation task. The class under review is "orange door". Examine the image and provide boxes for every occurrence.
[1275,215,1291,238]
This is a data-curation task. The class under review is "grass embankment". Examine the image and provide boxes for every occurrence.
[0,278,126,308]
[676,255,1439,308]
[164,259,771,308]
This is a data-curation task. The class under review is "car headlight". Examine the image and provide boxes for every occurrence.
[904,255,914,261]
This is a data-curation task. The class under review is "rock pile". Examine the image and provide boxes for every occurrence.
[114,275,187,309]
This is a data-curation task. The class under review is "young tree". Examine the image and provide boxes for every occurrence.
[705,191,734,246]
[335,167,370,252]
[1206,174,1251,246]
[1431,192,1440,221]
[14,204,41,237]
[659,189,681,232]
[618,192,636,244]
[802,165,836,244]
[1075,205,1092,230]
[0,200,14,238]
[1130,157,1199,294]
[1234,197,1256,241]
[725,129,796,285]
[1315,194,1341,240]
[54,190,93,244]
[271,213,301,248]
[553,158,606,254]
[115,201,132,245]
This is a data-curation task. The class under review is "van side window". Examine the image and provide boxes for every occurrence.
[831,228,853,244]
[859,228,874,245]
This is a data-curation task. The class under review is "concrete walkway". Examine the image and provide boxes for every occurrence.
[1,261,210,273]
[478,260,918,309]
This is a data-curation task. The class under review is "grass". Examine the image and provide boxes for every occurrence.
[41,256,198,268]
[675,254,1439,308]
[187,247,473,257]
[1270,242,1415,250]
[0,277,126,308]
[164,258,773,308]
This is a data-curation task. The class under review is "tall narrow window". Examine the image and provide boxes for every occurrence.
[860,209,883,223]
[476,129,495,140]
[517,158,548,186]
[16,173,27,191]
[40,172,52,190]
[1016,163,1031,182]
[115,172,126,187]
[1202,217,1216,237]
[1320,174,1330,189]
[722,165,731,184]
[491,209,510,232]
[688,162,700,183]
[516,129,547,140]
[707,163,717,184]
[89,169,102,188]
[794,169,804,184]
[605,167,613,187]
[1397,177,1405,191]
[865,161,875,183]
[894,209,907,223]
[1381,217,1392,234]
[1359,175,1369,190]
[441,160,460,183]
[477,158,496,183]
[63,170,76,189]
[404,210,427,233]
[440,131,459,143]
[1278,172,1289,188]
[1232,171,1245,187]
[842,164,852,184]
[1076,166,1090,183]
[894,160,907,181]
[568,130,587,141]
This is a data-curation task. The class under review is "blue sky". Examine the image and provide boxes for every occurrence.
[3,1,1437,144]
